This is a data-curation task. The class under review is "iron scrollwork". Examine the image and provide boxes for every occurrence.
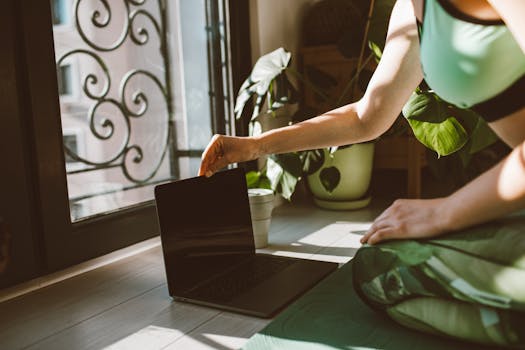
[57,0,173,184]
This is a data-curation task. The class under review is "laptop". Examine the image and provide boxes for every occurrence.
[154,167,338,318]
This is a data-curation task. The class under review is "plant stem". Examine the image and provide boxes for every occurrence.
[287,67,330,101]
[353,0,376,98]
[336,52,374,106]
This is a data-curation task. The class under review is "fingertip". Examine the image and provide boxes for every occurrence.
[360,230,372,244]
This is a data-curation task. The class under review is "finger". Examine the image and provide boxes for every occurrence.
[360,228,375,244]
[199,136,222,176]
[368,228,403,245]
[360,219,391,244]
[206,156,229,177]
[199,149,213,177]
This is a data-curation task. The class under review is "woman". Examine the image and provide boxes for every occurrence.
[200,1,525,345]
[199,0,525,245]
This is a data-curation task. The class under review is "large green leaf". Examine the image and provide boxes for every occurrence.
[302,149,325,176]
[270,153,303,178]
[452,108,498,155]
[403,91,498,158]
[320,166,341,193]
[246,171,260,188]
[271,74,298,111]
[266,157,284,192]
[469,118,498,155]
[279,171,299,201]
[408,117,468,157]
[266,157,299,200]
[234,48,292,121]
[402,91,448,123]
[245,171,272,190]
[452,109,498,167]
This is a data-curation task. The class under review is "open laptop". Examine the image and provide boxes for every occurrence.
[154,167,338,318]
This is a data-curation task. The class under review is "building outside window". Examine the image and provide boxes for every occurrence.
[51,0,232,222]
[57,63,73,96]
[51,0,70,26]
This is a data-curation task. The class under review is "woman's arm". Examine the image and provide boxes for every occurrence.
[258,0,423,154]
[199,0,423,176]
[361,0,525,245]
[361,141,525,244]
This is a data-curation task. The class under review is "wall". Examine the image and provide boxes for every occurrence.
[249,0,318,64]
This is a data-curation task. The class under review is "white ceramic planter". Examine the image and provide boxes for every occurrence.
[307,143,374,210]
[248,188,274,248]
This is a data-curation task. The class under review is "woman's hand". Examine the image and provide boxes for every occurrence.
[198,134,261,177]
[360,198,451,245]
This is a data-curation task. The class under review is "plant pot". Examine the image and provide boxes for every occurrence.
[307,143,374,210]
[248,188,275,248]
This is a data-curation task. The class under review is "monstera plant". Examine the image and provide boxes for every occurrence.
[403,89,498,160]
[235,0,393,202]
[235,46,376,201]
[233,47,302,199]
[235,0,499,201]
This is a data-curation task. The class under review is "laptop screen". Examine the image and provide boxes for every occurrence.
[154,168,255,293]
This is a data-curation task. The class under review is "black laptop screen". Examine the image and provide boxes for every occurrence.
[155,168,255,293]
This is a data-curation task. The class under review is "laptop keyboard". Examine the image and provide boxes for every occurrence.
[189,255,295,302]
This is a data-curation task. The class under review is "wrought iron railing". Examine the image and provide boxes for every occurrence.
[54,0,232,218]
[56,0,177,187]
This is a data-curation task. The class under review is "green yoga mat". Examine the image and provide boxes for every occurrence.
[243,261,498,350]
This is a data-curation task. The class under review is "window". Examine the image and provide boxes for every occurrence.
[0,0,249,279]
[57,64,72,96]
[62,127,86,174]
[52,0,232,222]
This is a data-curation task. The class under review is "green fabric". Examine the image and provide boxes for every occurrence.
[243,262,495,350]
[419,0,525,109]
[353,215,525,348]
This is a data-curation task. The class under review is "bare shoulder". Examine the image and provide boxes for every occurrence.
[487,0,525,52]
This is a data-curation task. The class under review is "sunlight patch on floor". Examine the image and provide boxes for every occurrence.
[103,325,182,350]
[297,222,370,246]
[265,222,368,262]
[201,333,249,349]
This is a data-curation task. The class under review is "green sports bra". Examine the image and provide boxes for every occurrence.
[419,0,525,121]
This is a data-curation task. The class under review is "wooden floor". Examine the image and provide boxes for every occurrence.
[0,200,387,350]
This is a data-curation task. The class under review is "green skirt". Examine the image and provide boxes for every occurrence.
[353,215,525,348]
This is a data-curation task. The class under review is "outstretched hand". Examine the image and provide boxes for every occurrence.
[360,198,451,245]
[198,134,260,177]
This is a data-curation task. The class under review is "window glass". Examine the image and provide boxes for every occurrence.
[57,64,72,96]
[52,0,226,222]
[51,0,69,26]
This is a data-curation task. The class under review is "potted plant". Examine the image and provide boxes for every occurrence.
[234,45,377,209]
[234,0,387,209]
[234,0,500,209]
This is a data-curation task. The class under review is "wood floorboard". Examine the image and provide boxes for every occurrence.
[24,286,221,350]
[164,313,269,350]
[0,247,166,349]
[0,201,385,350]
